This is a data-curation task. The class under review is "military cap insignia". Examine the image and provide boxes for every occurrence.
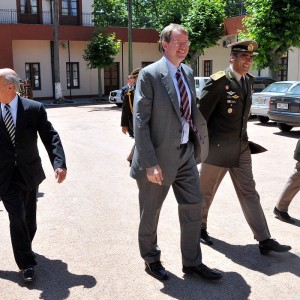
[248,44,254,51]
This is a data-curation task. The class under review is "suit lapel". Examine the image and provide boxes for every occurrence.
[15,96,28,142]
[159,59,181,120]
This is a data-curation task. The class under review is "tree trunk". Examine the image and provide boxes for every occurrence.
[97,68,102,101]
[189,49,202,76]
[53,0,64,103]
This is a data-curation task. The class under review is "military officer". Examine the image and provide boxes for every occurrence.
[121,68,141,138]
[197,40,292,255]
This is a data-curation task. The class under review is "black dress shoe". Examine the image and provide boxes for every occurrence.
[259,238,292,255]
[273,207,295,224]
[145,261,168,280]
[200,229,214,245]
[22,267,35,283]
[183,263,222,280]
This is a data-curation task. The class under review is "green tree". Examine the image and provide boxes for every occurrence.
[83,29,121,100]
[93,0,225,74]
[240,0,300,78]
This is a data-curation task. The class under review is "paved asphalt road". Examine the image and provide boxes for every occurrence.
[0,102,299,300]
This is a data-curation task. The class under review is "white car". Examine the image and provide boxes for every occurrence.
[109,89,123,107]
[251,81,300,123]
[194,77,209,99]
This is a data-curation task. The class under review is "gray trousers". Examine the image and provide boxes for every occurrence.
[276,162,300,212]
[136,142,203,267]
[199,140,271,241]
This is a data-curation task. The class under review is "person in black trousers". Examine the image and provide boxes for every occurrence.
[0,68,67,283]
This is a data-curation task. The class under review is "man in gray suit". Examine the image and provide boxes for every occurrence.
[130,23,222,281]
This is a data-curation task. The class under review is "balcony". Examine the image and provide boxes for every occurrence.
[0,9,94,26]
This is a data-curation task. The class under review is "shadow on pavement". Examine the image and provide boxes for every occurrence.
[0,254,97,300]
[160,270,251,300]
[207,238,300,277]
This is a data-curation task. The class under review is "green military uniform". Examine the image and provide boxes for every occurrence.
[198,67,271,242]
[121,85,135,137]
[276,138,300,214]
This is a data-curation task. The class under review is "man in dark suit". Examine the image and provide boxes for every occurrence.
[0,68,67,283]
[198,41,291,254]
[130,23,222,281]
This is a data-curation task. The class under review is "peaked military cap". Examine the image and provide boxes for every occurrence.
[227,40,259,55]
[130,68,141,78]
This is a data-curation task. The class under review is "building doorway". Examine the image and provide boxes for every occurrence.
[104,62,120,94]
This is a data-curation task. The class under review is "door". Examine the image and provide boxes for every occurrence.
[104,63,120,95]
[17,0,40,24]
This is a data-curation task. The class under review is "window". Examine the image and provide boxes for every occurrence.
[62,0,78,16]
[20,0,38,14]
[278,57,288,81]
[66,63,80,89]
[25,63,41,90]
[203,60,212,77]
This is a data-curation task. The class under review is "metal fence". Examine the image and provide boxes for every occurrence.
[0,9,94,26]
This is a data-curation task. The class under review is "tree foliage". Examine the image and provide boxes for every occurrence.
[93,0,226,73]
[83,29,121,99]
[83,29,121,69]
[240,0,300,75]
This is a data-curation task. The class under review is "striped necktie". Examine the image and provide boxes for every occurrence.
[175,69,203,142]
[4,104,15,146]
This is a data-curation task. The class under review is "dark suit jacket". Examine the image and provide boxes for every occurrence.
[0,96,66,195]
[198,67,254,168]
[130,57,208,185]
[120,86,135,129]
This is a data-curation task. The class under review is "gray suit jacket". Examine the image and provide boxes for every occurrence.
[130,57,208,185]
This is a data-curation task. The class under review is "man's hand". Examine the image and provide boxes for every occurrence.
[55,168,67,184]
[122,126,129,135]
[146,165,163,185]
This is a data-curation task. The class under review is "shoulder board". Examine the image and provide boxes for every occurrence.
[247,73,255,78]
[210,71,225,81]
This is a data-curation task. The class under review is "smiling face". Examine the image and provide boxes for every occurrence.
[162,29,190,67]
[230,52,254,75]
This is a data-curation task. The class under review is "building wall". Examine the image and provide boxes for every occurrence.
[288,47,300,81]
[1,0,16,9]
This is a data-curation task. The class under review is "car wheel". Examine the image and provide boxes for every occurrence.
[278,123,293,132]
[257,116,269,123]
[116,104,122,107]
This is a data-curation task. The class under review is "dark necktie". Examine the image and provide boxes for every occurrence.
[175,69,203,142]
[241,76,247,99]
[4,104,15,146]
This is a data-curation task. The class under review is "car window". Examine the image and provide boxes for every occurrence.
[263,82,292,93]
[288,84,300,95]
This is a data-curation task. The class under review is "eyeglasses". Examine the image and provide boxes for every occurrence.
[172,41,191,47]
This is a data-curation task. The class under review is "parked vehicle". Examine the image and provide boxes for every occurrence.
[268,82,300,131]
[109,89,123,107]
[194,77,209,99]
[252,76,276,93]
[251,81,299,123]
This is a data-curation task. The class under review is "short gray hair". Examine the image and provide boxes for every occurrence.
[3,72,20,91]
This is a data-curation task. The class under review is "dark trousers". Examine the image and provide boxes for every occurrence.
[0,167,37,270]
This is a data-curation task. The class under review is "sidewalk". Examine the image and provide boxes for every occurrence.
[36,96,111,108]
